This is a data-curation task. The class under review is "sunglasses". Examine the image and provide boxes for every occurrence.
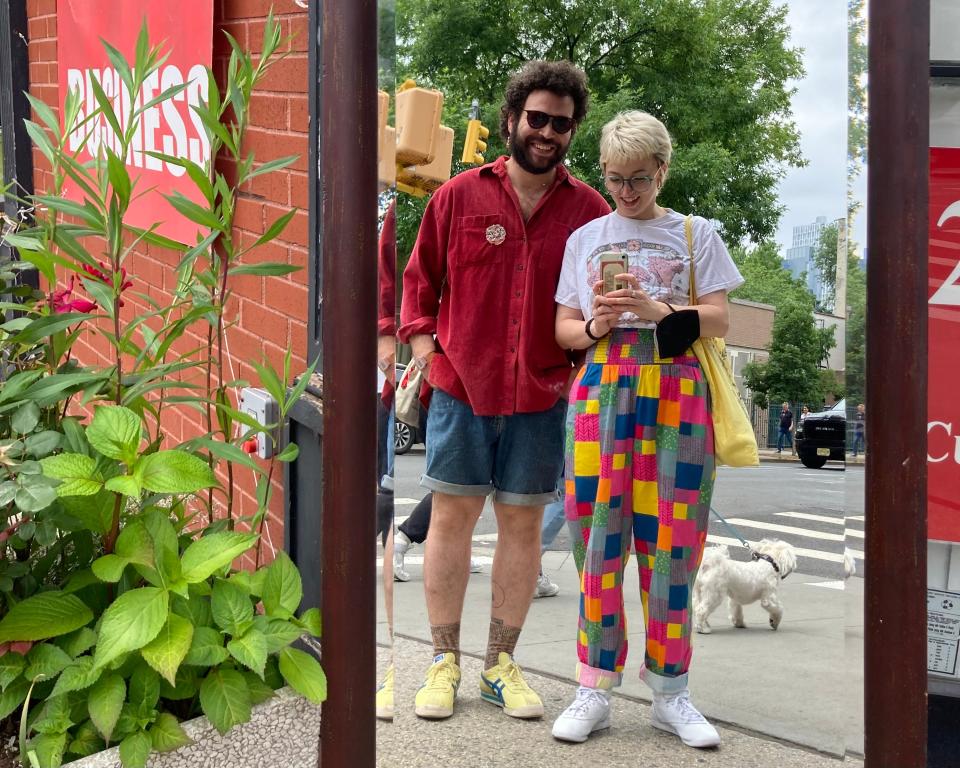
[522,109,575,135]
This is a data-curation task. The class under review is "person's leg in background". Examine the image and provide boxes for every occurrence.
[534,487,565,598]
[395,492,483,582]
[375,397,395,720]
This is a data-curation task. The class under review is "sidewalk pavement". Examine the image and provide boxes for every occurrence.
[757,447,865,466]
[376,636,862,768]
[380,552,865,764]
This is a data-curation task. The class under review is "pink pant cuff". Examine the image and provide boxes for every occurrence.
[576,662,622,690]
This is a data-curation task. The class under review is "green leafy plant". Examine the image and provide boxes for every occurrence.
[0,13,323,768]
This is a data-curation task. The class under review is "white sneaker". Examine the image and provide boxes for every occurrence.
[552,686,611,743]
[393,530,411,582]
[533,572,559,598]
[650,690,720,748]
[470,557,483,573]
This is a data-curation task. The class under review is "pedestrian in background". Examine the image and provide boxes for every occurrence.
[852,403,866,456]
[777,401,793,453]
[551,110,743,748]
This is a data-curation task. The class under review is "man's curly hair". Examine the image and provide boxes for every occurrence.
[499,61,590,143]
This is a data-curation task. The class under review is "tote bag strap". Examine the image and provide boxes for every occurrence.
[684,215,698,305]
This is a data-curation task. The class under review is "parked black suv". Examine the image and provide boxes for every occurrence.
[794,399,846,469]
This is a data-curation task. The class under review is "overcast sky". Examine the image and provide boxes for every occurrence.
[775,1,852,253]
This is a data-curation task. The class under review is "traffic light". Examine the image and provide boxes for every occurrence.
[461,118,490,165]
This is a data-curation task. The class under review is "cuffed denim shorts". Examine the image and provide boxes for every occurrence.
[421,388,565,506]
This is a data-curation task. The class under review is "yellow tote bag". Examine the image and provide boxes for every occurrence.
[685,216,759,467]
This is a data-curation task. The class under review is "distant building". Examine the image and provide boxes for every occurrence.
[783,215,831,306]
[726,298,775,406]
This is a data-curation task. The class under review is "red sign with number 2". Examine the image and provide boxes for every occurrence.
[929,147,960,543]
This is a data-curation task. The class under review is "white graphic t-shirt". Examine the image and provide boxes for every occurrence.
[555,209,744,329]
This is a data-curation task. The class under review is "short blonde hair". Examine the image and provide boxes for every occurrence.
[599,110,673,172]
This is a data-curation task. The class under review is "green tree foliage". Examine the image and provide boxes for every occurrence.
[729,241,814,310]
[810,222,839,310]
[845,256,867,406]
[848,0,867,178]
[742,296,827,409]
[395,0,805,246]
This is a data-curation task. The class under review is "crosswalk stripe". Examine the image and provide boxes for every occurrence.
[847,515,865,521]
[720,518,844,542]
[394,497,421,506]
[844,530,864,539]
[706,535,855,563]
[775,511,844,525]
[376,555,493,568]
[805,580,846,590]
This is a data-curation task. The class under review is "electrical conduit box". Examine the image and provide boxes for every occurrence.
[239,387,279,459]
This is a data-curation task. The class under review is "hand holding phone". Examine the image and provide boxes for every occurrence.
[599,253,629,295]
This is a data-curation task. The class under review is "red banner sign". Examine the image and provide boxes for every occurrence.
[57,0,213,243]
[929,147,960,543]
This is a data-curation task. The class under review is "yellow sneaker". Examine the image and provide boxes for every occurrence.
[479,652,544,718]
[376,665,394,721]
[414,653,461,719]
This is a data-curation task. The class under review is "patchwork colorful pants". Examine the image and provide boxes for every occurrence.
[564,328,715,694]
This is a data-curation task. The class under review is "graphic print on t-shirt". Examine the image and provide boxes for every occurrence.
[586,239,687,302]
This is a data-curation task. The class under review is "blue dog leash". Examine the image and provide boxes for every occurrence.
[708,506,787,579]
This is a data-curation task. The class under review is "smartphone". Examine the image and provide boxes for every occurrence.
[599,253,629,295]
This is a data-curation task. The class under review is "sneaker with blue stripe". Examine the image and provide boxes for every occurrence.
[415,653,461,719]
[479,652,544,718]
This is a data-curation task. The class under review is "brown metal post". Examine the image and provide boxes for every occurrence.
[865,1,929,765]
[319,0,379,765]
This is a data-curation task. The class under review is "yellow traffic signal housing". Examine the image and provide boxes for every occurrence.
[378,125,396,189]
[399,124,454,193]
[461,118,490,165]
[395,80,444,166]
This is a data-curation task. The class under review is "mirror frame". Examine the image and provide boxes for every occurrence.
[864,0,929,764]
[311,1,381,766]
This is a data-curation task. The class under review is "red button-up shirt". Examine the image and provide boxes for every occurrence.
[399,156,610,416]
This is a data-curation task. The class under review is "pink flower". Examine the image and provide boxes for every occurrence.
[48,276,98,314]
[82,261,133,306]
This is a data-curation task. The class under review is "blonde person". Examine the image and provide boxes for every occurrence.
[551,110,743,748]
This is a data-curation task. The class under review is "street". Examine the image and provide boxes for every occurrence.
[393,450,865,581]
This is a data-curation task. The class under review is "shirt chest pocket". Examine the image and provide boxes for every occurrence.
[449,214,511,267]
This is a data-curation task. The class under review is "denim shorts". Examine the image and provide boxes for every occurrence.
[422,389,565,506]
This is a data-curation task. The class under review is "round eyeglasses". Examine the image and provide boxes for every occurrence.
[602,174,657,193]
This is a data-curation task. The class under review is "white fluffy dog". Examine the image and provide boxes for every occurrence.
[692,539,798,634]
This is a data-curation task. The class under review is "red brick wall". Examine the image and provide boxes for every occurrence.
[25,0,310,554]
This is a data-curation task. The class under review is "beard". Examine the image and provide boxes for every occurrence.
[508,125,568,175]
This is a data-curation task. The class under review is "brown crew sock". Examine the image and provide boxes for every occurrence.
[484,618,521,669]
[430,622,461,665]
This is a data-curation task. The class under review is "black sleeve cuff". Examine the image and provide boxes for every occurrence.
[655,308,701,358]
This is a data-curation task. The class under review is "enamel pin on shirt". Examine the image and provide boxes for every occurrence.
[485,224,507,245]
